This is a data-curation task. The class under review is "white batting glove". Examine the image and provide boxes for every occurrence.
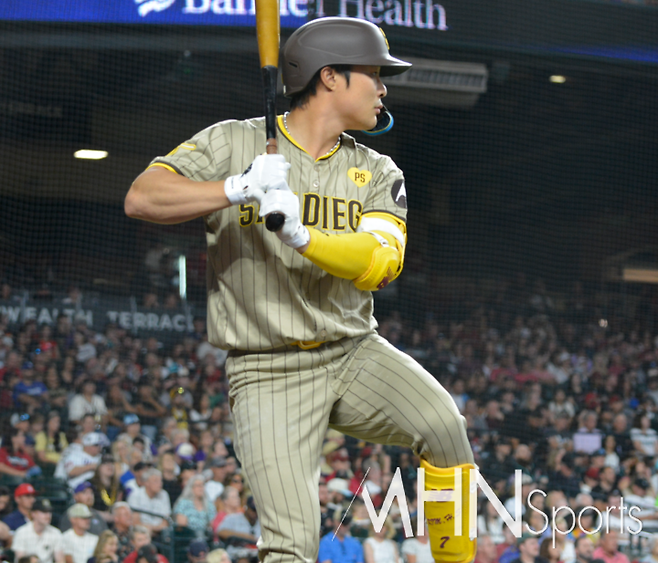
[259,188,310,249]
[224,154,291,206]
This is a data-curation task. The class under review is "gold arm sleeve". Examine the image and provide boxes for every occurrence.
[302,217,406,291]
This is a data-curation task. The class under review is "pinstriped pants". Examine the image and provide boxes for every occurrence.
[226,333,474,563]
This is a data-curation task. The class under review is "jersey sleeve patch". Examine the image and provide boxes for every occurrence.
[391,179,407,209]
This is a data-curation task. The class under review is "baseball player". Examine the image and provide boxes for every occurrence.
[125,16,475,563]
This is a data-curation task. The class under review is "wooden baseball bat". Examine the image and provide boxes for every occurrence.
[255,0,285,232]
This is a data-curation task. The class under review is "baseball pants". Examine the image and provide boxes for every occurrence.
[226,332,474,563]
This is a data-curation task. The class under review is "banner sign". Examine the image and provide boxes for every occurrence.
[0,0,307,27]
[0,298,203,342]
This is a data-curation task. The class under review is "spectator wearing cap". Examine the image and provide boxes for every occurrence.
[13,361,48,415]
[109,502,133,563]
[90,455,124,517]
[188,539,209,563]
[13,498,64,563]
[217,496,260,560]
[630,412,658,457]
[117,415,153,464]
[68,380,108,428]
[35,411,69,468]
[318,511,363,563]
[592,531,630,563]
[173,475,216,535]
[63,433,104,490]
[204,457,227,503]
[3,483,37,532]
[127,468,171,534]
[61,504,99,563]
[59,481,108,535]
[509,533,549,563]
[0,426,37,478]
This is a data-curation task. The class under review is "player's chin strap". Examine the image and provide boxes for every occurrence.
[361,104,394,136]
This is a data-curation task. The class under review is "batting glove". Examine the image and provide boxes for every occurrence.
[259,188,310,249]
[224,154,291,206]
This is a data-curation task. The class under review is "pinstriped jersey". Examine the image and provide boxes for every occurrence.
[149,116,407,352]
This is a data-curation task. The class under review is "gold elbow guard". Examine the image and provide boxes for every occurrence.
[353,233,402,291]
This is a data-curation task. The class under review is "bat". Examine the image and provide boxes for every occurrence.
[255,0,285,232]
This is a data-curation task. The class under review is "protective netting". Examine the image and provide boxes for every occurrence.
[1,10,658,563]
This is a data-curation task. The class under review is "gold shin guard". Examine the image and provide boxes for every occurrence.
[420,459,477,563]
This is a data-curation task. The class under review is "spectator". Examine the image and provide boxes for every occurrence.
[63,433,104,491]
[13,361,48,415]
[187,540,209,563]
[87,530,119,563]
[109,502,133,563]
[90,454,123,516]
[117,415,153,464]
[400,522,431,563]
[363,519,400,563]
[61,504,99,563]
[134,544,168,563]
[641,536,658,563]
[68,380,108,427]
[509,534,549,563]
[173,474,216,534]
[211,486,241,536]
[127,468,171,534]
[217,496,260,561]
[601,436,620,472]
[474,535,498,563]
[2,483,36,531]
[630,412,658,457]
[13,498,64,563]
[0,426,37,478]
[574,536,595,563]
[204,457,227,504]
[573,412,603,455]
[539,537,563,563]
[477,500,505,544]
[318,511,363,563]
[59,481,109,536]
[35,410,69,469]
[592,531,630,563]
[121,527,152,563]
[206,549,230,563]
[133,383,166,443]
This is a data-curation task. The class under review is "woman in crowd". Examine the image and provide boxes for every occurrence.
[34,410,68,470]
[87,530,119,563]
[363,519,401,563]
[539,537,564,563]
[91,454,123,515]
[159,450,182,504]
[211,486,242,534]
[190,393,212,433]
[174,474,217,535]
[400,520,432,563]
[603,434,620,471]
[477,500,505,544]
[0,427,36,477]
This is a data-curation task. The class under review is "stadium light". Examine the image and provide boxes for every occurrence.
[550,75,567,83]
[74,149,108,160]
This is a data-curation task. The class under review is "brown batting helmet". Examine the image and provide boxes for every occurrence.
[281,17,412,97]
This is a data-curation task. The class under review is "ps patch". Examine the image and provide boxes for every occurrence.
[391,179,407,209]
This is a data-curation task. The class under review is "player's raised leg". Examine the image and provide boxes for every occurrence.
[328,333,477,563]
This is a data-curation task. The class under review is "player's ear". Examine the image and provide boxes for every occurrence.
[319,66,338,92]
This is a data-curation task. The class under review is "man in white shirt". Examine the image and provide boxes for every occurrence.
[13,498,64,563]
[128,468,171,534]
[61,504,99,563]
[64,433,103,490]
[204,457,227,503]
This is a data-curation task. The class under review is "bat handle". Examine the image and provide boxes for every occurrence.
[265,138,285,232]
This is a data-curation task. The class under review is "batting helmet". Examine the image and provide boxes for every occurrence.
[281,17,412,97]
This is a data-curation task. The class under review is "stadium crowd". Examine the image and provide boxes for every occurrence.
[0,275,657,563]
